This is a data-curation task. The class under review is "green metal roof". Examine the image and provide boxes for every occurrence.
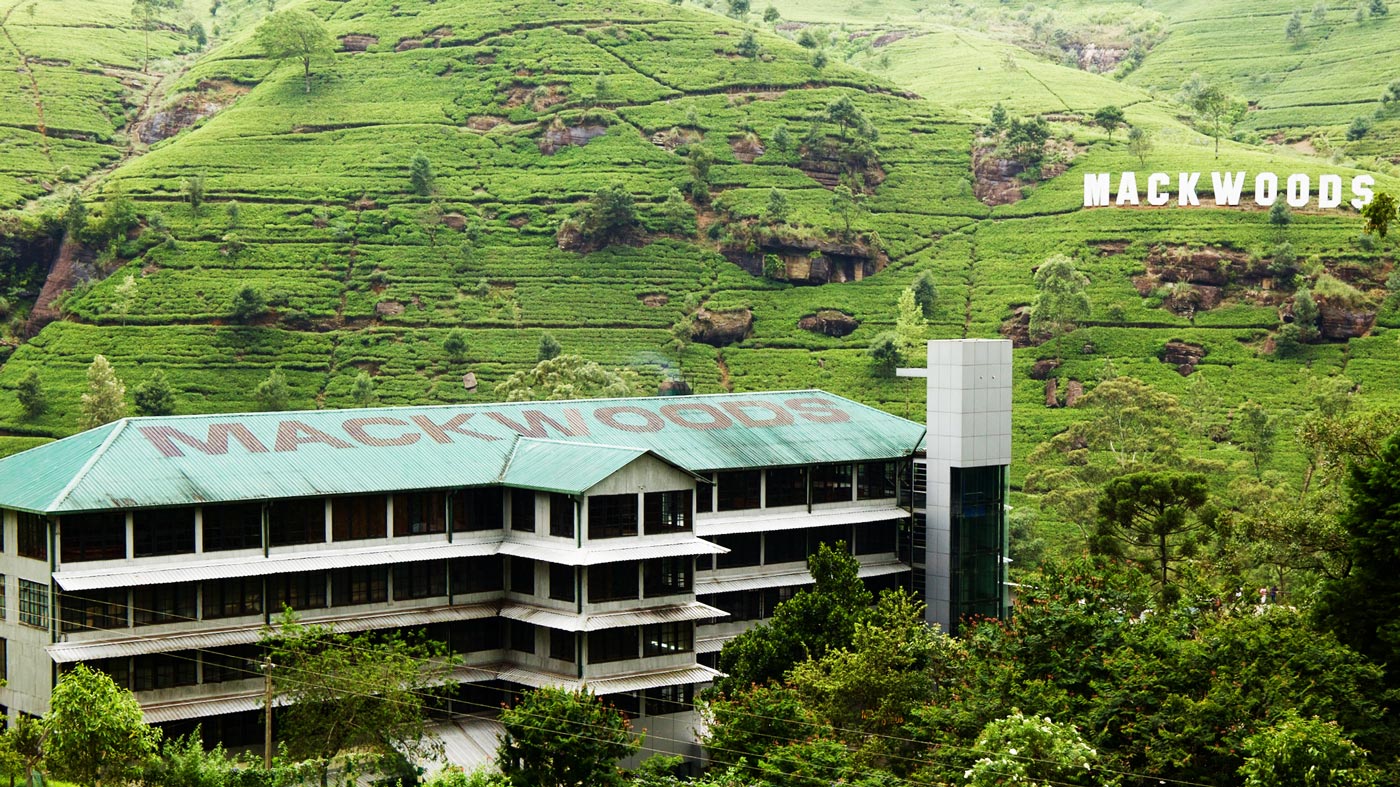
[0,390,925,514]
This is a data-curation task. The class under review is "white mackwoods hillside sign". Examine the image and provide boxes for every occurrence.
[1084,171,1376,210]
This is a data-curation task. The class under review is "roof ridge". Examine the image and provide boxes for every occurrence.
[495,433,523,484]
[47,420,128,512]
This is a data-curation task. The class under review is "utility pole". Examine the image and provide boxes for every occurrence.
[261,655,275,769]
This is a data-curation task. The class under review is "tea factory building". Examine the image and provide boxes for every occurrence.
[0,339,1011,762]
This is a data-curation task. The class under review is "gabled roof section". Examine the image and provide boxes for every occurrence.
[0,391,925,514]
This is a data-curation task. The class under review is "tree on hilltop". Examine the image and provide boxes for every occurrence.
[1361,191,1397,238]
[1127,125,1153,167]
[255,9,335,94]
[1184,79,1244,158]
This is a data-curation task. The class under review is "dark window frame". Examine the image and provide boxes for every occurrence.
[588,562,639,603]
[588,494,639,540]
[332,495,387,542]
[331,566,389,607]
[202,503,263,552]
[60,512,126,563]
[268,498,325,547]
[644,490,692,534]
[133,583,197,627]
[393,561,447,601]
[450,556,502,595]
[588,627,639,664]
[202,577,263,620]
[549,493,575,538]
[549,563,576,602]
[512,490,536,533]
[643,557,692,598]
[765,467,807,508]
[550,629,576,663]
[134,507,195,558]
[716,471,761,512]
[393,492,448,536]
[510,557,535,596]
[17,579,46,629]
[643,622,693,657]
[17,512,48,561]
[454,488,503,532]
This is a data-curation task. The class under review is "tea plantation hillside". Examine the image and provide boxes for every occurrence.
[2,0,1400,543]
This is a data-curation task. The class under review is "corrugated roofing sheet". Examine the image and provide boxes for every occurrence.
[696,503,910,537]
[54,539,501,590]
[141,691,265,724]
[498,601,725,632]
[0,391,924,514]
[497,534,726,566]
[696,634,736,654]
[48,603,500,662]
[427,717,505,772]
[694,554,911,595]
[500,438,650,494]
[496,664,722,694]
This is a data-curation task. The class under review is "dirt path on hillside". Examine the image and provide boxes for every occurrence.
[0,1,52,161]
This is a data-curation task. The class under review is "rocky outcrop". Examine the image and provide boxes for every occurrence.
[539,120,608,154]
[1317,301,1375,340]
[134,82,248,144]
[659,378,692,396]
[730,134,765,163]
[725,236,884,285]
[1029,358,1060,380]
[649,127,701,151]
[1044,377,1059,407]
[691,308,753,347]
[1000,306,1031,348]
[1160,340,1206,376]
[341,34,378,51]
[1064,379,1084,407]
[797,310,859,337]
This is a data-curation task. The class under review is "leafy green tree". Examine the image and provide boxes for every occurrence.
[1347,115,1372,140]
[410,152,434,196]
[493,354,644,401]
[80,354,127,429]
[63,189,87,238]
[911,270,938,317]
[867,331,899,377]
[262,610,457,781]
[1371,0,1388,16]
[226,199,241,228]
[255,9,335,93]
[788,590,956,764]
[966,712,1113,787]
[131,0,179,72]
[1233,400,1278,479]
[726,0,751,18]
[1315,1,1331,24]
[183,174,205,214]
[16,368,46,419]
[830,184,865,241]
[1003,116,1051,169]
[1239,711,1381,787]
[1361,191,1397,238]
[44,664,160,787]
[1028,254,1090,342]
[1127,125,1152,167]
[702,683,822,770]
[1317,427,1400,687]
[771,124,791,151]
[763,188,790,224]
[1270,201,1293,235]
[811,49,828,70]
[255,367,291,411]
[988,101,1008,132]
[140,729,240,787]
[1093,105,1125,138]
[825,95,866,141]
[444,329,469,361]
[763,6,780,23]
[575,183,640,247]
[498,687,639,787]
[893,288,927,363]
[1286,9,1305,41]
[737,30,760,59]
[230,286,268,323]
[1187,80,1244,158]
[1294,285,1321,342]
[421,201,446,247]
[537,332,562,362]
[716,543,872,694]
[1092,472,1212,605]
[133,369,176,416]
[656,187,697,235]
[4,716,46,787]
[351,371,377,407]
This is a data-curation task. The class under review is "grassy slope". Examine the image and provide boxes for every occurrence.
[0,0,1397,548]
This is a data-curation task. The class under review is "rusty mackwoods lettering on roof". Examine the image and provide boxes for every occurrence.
[136,397,852,459]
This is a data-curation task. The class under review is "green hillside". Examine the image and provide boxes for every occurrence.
[1,0,1399,544]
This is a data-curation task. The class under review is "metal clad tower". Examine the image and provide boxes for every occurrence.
[902,339,1012,633]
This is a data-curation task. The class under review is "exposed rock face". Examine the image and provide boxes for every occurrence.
[659,378,692,396]
[1044,377,1059,408]
[1029,358,1060,380]
[1317,301,1376,340]
[640,293,669,308]
[1064,379,1084,407]
[26,235,93,336]
[375,300,405,316]
[135,82,248,144]
[1161,340,1206,376]
[725,236,884,285]
[730,134,765,163]
[691,308,753,347]
[539,122,607,154]
[650,127,701,151]
[797,310,859,337]
[341,34,378,51]
[1147,245,1240,287]
[1000,306,1031,348]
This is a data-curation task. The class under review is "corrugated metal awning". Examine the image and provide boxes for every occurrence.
[49,603,499,663]
[696,504,908,537]
[424,717,506,772]
[496,664,723,693]
[498,601,725,632]
[696,633,736,654]
[695,555,910,596]
[55,539,501,591]
[141,690,267,724]
[497,535,725,567]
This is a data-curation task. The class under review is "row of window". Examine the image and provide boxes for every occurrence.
[18,488,696,565]
[53,556,695,633]
[697,522,899,572]
[695,462,901,514]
